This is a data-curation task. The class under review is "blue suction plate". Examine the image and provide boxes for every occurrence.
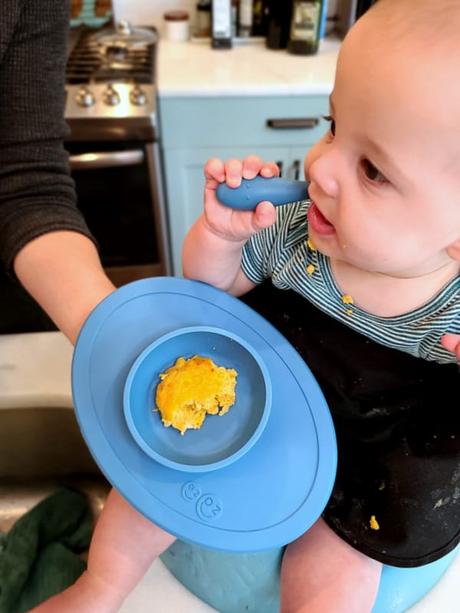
[123,326,272,473]
[72,277,337,552]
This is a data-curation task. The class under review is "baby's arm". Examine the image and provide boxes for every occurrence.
[183,155,278,296]
[31,489,175,612]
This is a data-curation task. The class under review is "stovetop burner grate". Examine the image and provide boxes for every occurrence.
[66,30,155,84]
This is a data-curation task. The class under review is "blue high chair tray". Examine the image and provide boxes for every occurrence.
[72,277,337,552]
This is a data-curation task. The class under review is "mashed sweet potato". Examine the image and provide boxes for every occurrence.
[155,355,237,435]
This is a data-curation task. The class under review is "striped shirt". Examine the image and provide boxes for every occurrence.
[241,201,460,365]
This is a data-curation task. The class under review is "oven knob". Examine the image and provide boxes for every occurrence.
[76,87,95,107]
[103,85,120,106]
[130,86,147,106]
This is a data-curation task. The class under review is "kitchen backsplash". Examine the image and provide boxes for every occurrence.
[71,0,197,32]
[71,1,340,37]
[112,1,339,36]
[112,0,197,31]
[71,0,112,27]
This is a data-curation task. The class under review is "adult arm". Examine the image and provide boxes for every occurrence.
[0,0,110,341]
[13,231,115,343]
[0,0,95,281]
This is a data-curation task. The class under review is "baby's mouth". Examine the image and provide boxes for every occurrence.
[307,202,336,236]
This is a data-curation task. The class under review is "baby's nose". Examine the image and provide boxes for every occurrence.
[308,155,339,199]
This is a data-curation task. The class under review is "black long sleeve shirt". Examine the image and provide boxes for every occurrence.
[0,0,93,272]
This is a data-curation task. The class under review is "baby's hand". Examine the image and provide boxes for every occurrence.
[441,333,460,362]
[203,155,278,242]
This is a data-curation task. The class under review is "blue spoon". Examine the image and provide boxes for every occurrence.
[216,176,309,211]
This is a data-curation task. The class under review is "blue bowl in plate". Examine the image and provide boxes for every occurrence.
[123,326,271,472]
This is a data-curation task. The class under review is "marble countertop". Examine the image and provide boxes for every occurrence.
[0,332,73,409]
[157,37,341,98]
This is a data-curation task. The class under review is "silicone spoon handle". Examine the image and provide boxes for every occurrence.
[216,176,309,211]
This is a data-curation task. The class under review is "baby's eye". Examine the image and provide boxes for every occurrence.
[361,158,387,183]
[322,115,336,137]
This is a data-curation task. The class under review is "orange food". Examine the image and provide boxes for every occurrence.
[369,515,380,530]
[155,355,237,435]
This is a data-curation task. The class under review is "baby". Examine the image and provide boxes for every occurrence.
[34,0,460,611]
[184,0,460,609]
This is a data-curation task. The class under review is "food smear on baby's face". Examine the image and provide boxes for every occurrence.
[155,355,237,435]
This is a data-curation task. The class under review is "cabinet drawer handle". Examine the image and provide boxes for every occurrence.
[266,117,319,130]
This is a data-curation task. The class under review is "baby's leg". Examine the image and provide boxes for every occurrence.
[281,518,381,613]
[31,488,176,612]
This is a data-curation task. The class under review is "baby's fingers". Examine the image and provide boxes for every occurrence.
[252,201,277,231]
[441,333,460,361]
[204,157,226,188]
[260,160,281,178]
[224,159,244,188]
[242,155,265,180]
[242,156,280,181]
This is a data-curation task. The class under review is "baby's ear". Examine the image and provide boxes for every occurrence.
[446,237,460,261]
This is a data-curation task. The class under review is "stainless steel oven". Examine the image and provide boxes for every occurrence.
[0,21,171,336]
[65,22,172,286]
[67,137,170,286]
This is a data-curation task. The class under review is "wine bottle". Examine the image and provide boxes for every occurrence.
[252,0,266,36]
[265,1,292,50]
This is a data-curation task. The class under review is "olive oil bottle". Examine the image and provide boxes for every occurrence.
[287,0,322,55]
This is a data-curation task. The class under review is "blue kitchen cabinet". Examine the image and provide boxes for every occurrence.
[159,96,328,275]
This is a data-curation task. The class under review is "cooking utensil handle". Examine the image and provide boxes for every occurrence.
[216,176,309,211]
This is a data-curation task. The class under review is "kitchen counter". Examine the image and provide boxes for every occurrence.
[0,332,73,409]
[157,37,341,98]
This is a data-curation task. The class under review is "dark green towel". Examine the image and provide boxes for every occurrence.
[0,488,93,613]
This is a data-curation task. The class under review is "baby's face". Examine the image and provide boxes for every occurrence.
[305,9,460,278]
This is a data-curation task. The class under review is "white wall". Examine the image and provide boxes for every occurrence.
[112,0,198,32]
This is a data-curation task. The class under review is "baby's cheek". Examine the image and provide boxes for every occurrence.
[342,225,388,262]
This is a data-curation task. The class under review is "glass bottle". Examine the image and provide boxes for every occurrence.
[231,0,239,37]
[252,0,266,36]
[265,1,292,50]
[239,0,253,37]
[287,0,322,55]
[211,0,232,48]
[196,0,212,38]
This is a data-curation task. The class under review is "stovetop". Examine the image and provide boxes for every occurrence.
[64,25,158,133]
[66,26,156,85]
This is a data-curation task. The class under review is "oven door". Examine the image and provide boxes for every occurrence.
[67,139,171,286]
